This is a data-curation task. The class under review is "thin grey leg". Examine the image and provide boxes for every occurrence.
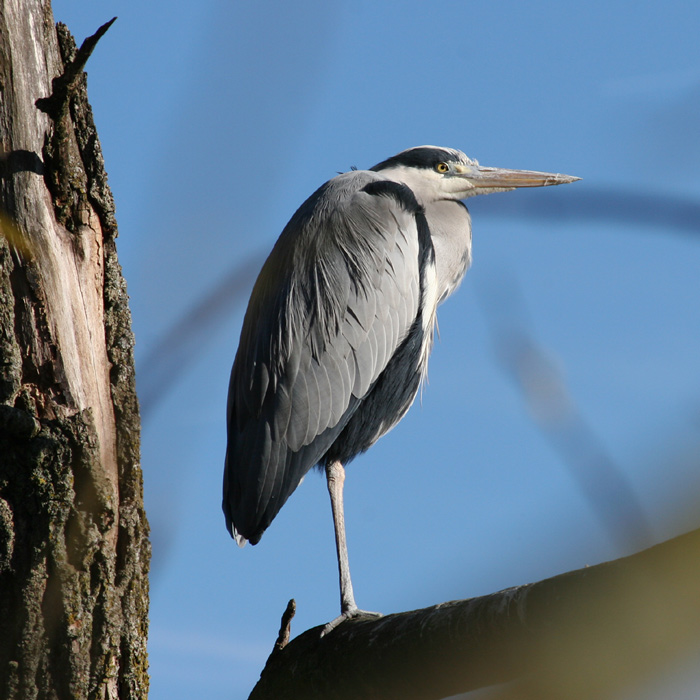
[322,460,381,636]
[326,459,357,614]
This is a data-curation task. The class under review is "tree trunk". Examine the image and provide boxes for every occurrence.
[0,4,149,699]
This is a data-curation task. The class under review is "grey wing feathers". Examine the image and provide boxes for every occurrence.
[224,171,422,543]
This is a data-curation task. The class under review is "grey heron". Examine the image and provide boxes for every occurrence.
[223,146,578,631]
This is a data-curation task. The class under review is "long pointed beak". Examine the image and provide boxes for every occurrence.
[457,164,580,190]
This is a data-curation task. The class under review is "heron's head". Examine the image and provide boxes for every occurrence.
[371,146,579,204]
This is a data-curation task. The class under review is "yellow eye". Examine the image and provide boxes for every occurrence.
[435,162,449,173]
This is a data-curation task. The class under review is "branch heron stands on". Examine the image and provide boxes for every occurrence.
[224,146,579,632]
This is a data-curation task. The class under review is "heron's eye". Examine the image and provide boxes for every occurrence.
[435,162,449,174]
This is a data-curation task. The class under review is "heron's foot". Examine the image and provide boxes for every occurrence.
[321,606,383,637]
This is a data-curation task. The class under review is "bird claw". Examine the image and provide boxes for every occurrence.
[321,607,383,636]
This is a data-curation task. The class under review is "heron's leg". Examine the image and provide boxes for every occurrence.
[326,460,357,614]
[322,460,381,636]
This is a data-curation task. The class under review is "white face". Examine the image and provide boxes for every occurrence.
[374,147,492,204]
[377,160,496,204]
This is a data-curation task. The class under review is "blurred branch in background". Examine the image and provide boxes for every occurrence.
[478,272,654,553]
[137,250,263,417]
[137,187,700,421]
[471,186,700,237]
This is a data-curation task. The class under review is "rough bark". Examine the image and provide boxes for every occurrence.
[250,528,700,700]
[0,4,149,699]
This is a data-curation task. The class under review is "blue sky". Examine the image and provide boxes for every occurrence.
[51,2,700,698]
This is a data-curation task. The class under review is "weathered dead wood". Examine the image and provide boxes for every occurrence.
[0,4,148,698]
[249,528,700,700]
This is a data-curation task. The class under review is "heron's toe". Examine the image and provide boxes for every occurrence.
[320,607,383,636]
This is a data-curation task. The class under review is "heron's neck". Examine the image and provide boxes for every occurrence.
[425,200,473,304]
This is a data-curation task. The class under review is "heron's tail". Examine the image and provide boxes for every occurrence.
[233,528,247,548]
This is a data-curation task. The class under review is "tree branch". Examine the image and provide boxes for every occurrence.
[35,17,117,121]
[249,528,700,700]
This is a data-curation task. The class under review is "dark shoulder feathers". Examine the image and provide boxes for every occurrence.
[361,179,424,216]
